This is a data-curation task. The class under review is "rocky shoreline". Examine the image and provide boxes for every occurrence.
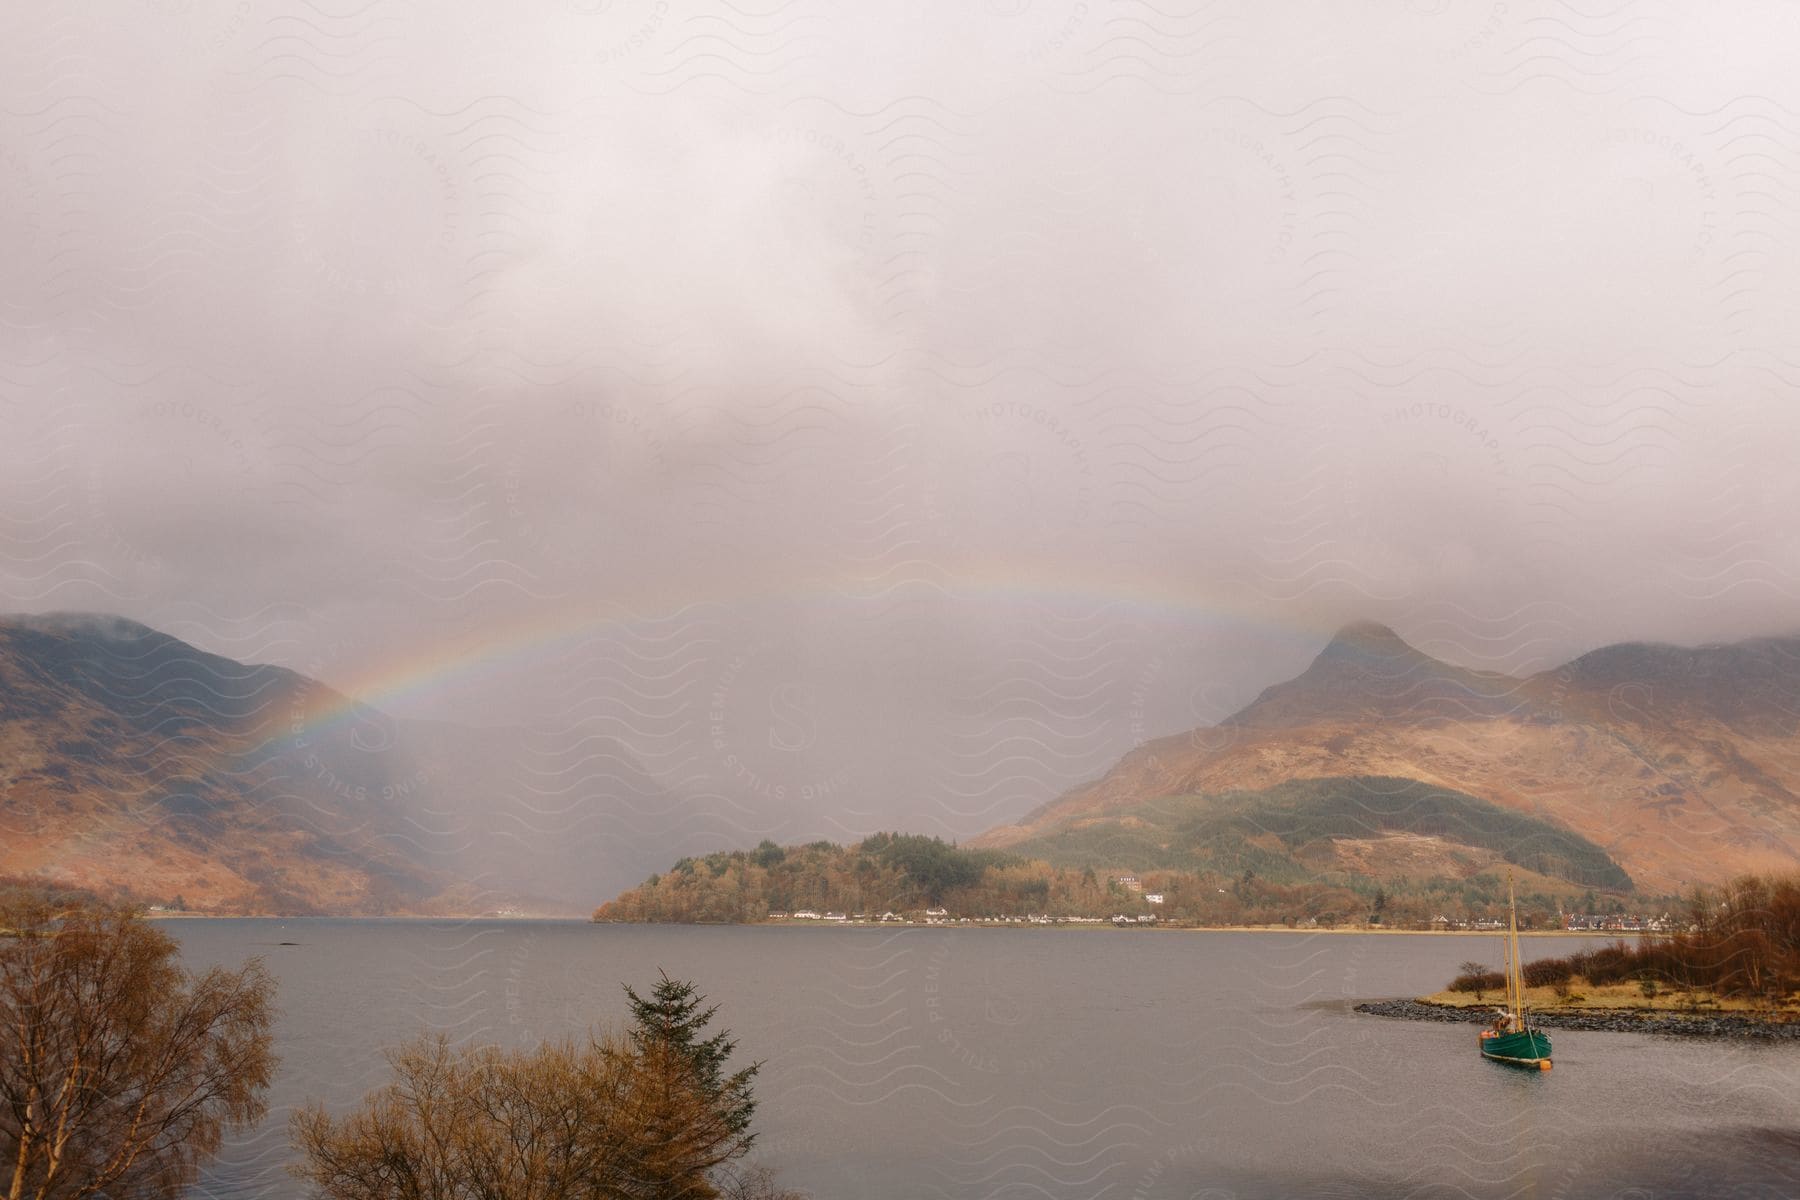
[1354,998,1800,1041]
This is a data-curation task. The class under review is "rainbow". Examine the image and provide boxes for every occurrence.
[273,561,1339,740]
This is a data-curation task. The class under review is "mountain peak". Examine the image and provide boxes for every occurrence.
[1309,621,1437,675]
[1321,620,1412,653]
[1222,619,1517,729]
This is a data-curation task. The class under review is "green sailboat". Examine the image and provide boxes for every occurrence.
[1478,871,1554,1070]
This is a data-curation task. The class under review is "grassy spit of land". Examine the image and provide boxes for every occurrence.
[1419,982,1798,1015]
[1360,873,1800,1038]
[1356,991,1800,1039]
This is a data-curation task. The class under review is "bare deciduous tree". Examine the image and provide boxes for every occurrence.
[712,1165,806,1200]
[291,1025,760,1200]
[1,893,277,1200]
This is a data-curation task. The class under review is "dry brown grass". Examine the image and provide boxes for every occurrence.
[1420,982,1800,1015]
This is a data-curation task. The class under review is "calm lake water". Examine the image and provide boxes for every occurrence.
[166,920,1800,1200]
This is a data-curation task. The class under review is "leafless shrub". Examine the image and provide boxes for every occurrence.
[292,979,775,1200]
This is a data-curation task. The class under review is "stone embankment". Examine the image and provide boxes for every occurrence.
[1354,998,1800,1040]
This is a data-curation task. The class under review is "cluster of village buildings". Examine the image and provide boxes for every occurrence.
[769,874,1172,926]
[1419,912,1674,932]
[764,875,1675,932]
[769,909,1160,926]
[1559,912,1674,932]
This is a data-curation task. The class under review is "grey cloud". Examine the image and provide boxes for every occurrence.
[3,1,1799,869]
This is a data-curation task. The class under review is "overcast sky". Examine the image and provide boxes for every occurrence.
[4,1,1799,846]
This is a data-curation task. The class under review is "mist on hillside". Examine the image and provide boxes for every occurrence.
[4,2,1799,880]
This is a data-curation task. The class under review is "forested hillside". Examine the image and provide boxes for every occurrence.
[592,831,1620,929]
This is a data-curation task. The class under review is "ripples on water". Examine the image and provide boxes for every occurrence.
[167,921,1800,1200]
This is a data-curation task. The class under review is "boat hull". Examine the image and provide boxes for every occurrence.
[1479,1028,1553,1069]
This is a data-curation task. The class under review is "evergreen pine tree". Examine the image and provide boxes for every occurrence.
[624,971,762,1138]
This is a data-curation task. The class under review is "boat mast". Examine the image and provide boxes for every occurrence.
[1508,870,1524,1028]
[1499,882,1513,1021]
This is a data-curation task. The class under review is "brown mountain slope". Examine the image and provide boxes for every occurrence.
[0,612,444,912]
[1,612,706,914]
[976,624,1800,893]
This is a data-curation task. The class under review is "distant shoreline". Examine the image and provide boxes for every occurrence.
[596,918,1645,936]
[146,912,1651,933]
[146,912,589,922]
